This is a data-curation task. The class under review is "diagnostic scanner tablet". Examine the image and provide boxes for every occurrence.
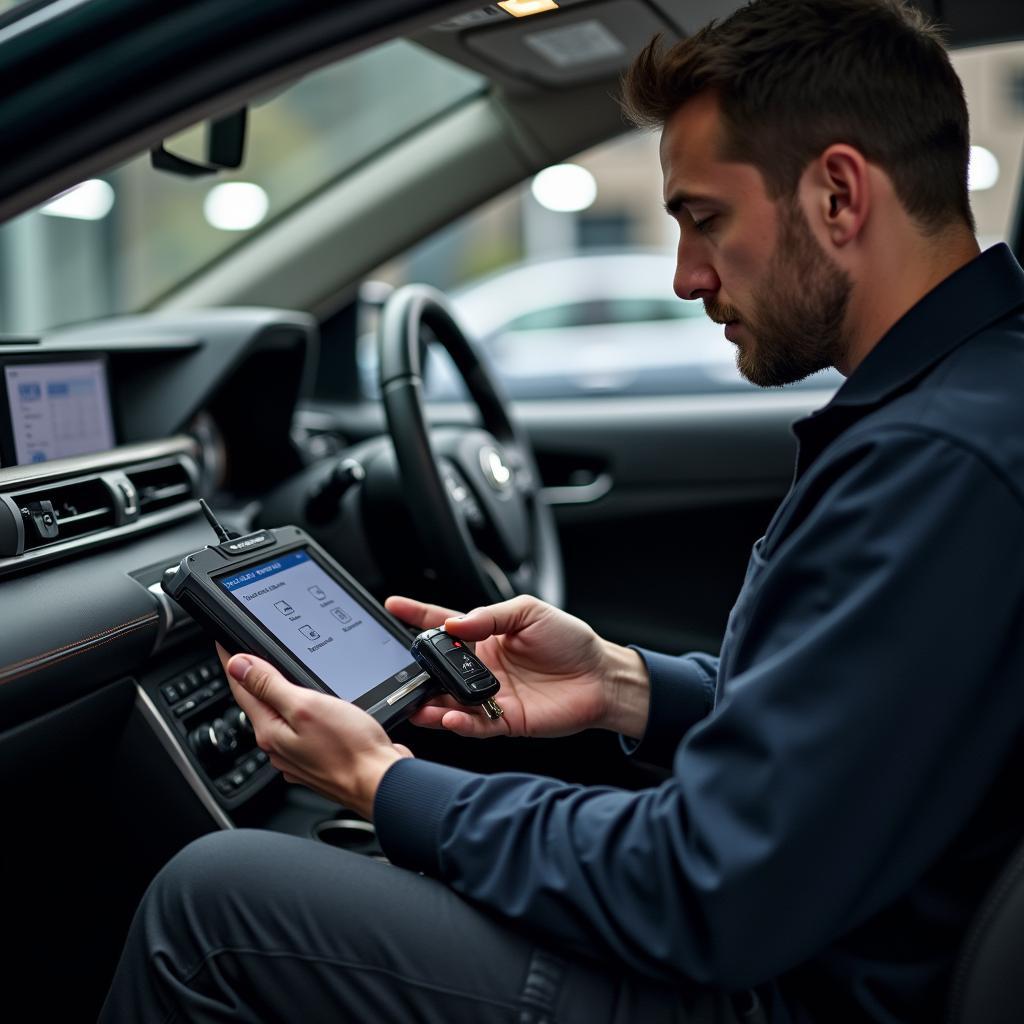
[162,522,432,730]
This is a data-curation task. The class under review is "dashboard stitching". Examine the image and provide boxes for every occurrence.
[0,611,157,671]
[0,613,158,685]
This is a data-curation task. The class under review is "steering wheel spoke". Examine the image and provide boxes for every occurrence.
[503,442,539,498]
[378,285,564,610]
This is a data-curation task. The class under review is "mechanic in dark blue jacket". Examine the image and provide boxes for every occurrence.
[101,2,1024,1022]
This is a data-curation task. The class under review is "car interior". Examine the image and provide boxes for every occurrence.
[1,0,1023,1019]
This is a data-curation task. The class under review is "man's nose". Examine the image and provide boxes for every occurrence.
[673,254,719,302]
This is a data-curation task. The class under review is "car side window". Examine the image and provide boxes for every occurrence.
[363,41,1023,402]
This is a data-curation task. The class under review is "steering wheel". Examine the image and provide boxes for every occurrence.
[378,284,564,611]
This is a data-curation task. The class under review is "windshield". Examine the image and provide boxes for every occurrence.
[0,39,484,335]
[0,0,53,23]
[0,36,1020,337]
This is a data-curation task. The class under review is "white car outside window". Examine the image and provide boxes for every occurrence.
[391,251,842,400]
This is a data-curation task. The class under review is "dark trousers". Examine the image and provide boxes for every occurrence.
[98,829,762,1023]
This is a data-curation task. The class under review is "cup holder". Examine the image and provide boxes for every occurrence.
[313,818,386,860]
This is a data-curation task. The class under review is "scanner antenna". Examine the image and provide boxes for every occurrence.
[199,499,232,543]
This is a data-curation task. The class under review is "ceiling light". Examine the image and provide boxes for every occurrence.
[968,145,999,192]
[39,179,115,221]
[531,164,597,213]
[203,182,269,231]
[498,0,559,17]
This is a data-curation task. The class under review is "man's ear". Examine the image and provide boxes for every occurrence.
[804,144,869,247]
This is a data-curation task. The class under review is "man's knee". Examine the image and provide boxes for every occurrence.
[139,829,288,952]
[152,828,261,906]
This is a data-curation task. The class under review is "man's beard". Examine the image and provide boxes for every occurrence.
[705,201,852,387]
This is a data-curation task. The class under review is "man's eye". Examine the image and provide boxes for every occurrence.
[693,215,716,234]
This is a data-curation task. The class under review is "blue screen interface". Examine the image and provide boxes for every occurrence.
[4,359,116,465]
[219,550,416,701]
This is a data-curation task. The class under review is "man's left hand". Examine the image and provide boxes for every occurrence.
[216,645,412,819]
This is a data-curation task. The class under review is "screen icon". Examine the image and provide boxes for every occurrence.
[299,624,321,641]
[308,585,327,601]
[331,606,352,623]
[274,599,295,616]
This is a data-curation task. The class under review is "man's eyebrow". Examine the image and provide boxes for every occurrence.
[663,191,716,215]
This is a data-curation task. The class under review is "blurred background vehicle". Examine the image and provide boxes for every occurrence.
[359,250,842,400]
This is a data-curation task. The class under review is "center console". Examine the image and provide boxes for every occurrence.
[140,652,274,807]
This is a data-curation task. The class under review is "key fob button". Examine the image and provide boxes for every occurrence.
[431,634,462,654]
[443,649,485,678]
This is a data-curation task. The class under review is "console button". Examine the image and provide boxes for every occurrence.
[197,663,214,682]
[216,777,235,795]
[193,687,214,704]
[161,683,180,704]
[229,770,246,788]
[174,699,197,717]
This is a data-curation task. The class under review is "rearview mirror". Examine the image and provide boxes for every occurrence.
[151,108,247,178]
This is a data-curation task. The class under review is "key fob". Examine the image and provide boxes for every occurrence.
[411,627,503,720]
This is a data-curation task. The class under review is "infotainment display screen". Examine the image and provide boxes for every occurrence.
[217,548,419,703]
[3,358,116,465]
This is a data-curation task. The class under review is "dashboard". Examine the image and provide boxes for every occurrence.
[0,308,357,1016]
[0,309,321,816]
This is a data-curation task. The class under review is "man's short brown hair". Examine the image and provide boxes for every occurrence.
[622,0,973,233]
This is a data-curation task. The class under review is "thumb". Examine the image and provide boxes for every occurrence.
[226,654,301,726]
[444,595,543,643]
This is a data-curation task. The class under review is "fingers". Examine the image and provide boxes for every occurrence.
[386,594,547,644]
[226,654,302,719]
[385,595,462,631]
[215,643,235,674]
[436,707,510,738]
[220,652,303,749]
[409,701,509,738]
[409,703,458,729]
[444,594,541,642]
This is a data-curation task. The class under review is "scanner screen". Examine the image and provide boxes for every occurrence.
[219,549,417,701]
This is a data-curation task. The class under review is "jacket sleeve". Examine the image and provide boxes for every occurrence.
[375,428,1024,989]
[620,647,718,766]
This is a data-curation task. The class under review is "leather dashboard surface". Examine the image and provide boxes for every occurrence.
[0,512,215,731]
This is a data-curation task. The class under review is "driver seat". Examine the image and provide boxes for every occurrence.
[946,833,1024,1022]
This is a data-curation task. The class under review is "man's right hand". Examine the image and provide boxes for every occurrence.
[385,594,651,740]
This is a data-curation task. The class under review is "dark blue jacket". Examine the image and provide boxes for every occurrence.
[376,244,1024,1023]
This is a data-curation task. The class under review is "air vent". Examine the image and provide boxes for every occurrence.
[0,437,202,572]
[125,457,195,515]
[12,476,116,552]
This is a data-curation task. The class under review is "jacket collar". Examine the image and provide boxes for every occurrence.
[792,244,1024,476]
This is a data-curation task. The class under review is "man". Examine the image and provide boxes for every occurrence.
[100,1,1024,1021]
